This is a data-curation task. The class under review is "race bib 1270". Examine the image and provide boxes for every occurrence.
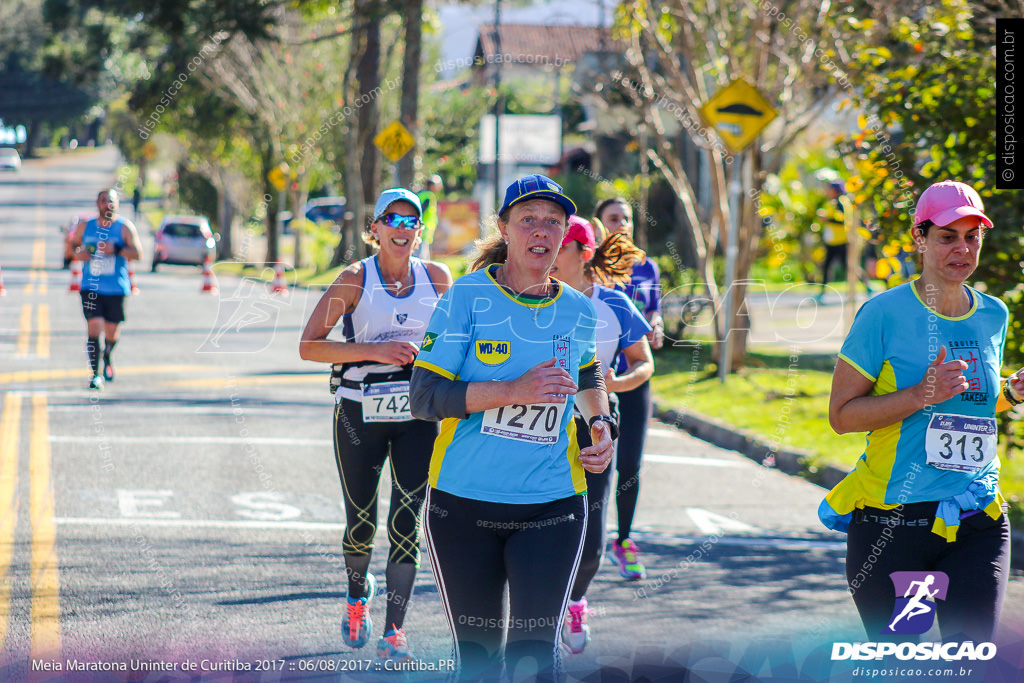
[480,402,565,444]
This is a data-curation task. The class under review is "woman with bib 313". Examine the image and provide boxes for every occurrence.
[819,181,1019,642]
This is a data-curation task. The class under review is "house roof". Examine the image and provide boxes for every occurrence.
[474,24,623,66]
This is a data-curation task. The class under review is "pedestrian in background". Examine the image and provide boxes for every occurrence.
[411,175,615,681]
[814,179,852,302]
[71,189,144,390]
[415,174,443,260]
[593,197,663,581]
[299,188,452,663]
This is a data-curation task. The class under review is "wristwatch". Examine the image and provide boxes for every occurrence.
[1004,377,1023,406]
[587,414,619,441]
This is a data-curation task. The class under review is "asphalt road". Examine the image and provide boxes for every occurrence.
[1,148,1023,683]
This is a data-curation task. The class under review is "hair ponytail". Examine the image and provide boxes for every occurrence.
[587,232,645,286]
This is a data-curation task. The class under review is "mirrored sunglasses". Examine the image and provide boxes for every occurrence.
[380,213,420,230]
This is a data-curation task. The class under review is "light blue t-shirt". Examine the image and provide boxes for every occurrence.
[81,218,130,296]
[819,282,1007,533]
[414,264,599,504]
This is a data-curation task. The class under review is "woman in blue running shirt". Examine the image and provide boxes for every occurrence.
[410,175,615,682]
[549,215,653,655]
[820,180,1021,643]
[594,197,662,581]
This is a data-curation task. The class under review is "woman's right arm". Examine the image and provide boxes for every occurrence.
[299,264,418,366]
[828,346,968,434]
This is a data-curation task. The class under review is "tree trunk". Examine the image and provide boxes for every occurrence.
[330,0,383,268]
[358,1,382,240]
[396,0,423,188]
[261,146,279,266]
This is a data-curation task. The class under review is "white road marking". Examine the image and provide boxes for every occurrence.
[686,507,765,535]
[49,435,331,446]
[54,517,344,531]
[648,427,685,438]
[644,454,743,468]
[53,517,844,550]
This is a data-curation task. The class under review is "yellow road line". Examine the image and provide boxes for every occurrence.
[30,394,60,658]
[36,305,50,359]
[0,394,22,651]
[17,304,32,356]
[33,239,45,268]
[0,365,213,385]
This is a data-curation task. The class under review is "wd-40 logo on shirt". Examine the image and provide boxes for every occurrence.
[396,313,408,325]
[420,332,437,352]
[883,571,949,635]
[476,340,510,365]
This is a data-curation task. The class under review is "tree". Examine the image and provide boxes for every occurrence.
[612,0,890,369]
[841,0,1024,369]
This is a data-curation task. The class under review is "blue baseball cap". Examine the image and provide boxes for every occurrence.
[373,188,422,222]
[498,174,576,217]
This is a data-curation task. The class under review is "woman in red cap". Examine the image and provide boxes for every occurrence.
[549,216,653,654]
[819,180,1021,642]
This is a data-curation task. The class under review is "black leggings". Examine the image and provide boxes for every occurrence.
[614,380,650,541]
[846,502,1010,642]
[333,399,436,565]
[569,414,615,602]
[425,488,586,682]
[820,243,848,289]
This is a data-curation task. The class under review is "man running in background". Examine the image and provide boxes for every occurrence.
[71,189,144,390]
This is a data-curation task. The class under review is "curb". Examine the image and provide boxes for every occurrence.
[652,402,1024,569]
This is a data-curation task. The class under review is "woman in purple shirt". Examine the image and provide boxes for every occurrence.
[594,198,664,581]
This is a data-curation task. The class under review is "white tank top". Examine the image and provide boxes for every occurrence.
[336,255,440,402]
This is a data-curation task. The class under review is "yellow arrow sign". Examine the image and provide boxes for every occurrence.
[699,79,778,153]
[374,121,415,163]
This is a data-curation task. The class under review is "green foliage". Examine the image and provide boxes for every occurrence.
[840,0,1024,367]
[176,166,219,230]
[419,85,492,197]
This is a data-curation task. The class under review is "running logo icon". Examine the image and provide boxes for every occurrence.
[884,571,949,635]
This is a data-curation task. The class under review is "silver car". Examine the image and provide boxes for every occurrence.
[152,215,216,271]
[0,147,21,172]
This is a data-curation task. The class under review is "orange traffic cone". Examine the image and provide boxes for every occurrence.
[271,261,288,295]
[69,259,82,292]
[200,253,218,294]
[0,264,6,296]
[128,260,140,295]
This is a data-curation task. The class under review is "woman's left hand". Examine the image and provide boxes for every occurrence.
[580,421,614,473]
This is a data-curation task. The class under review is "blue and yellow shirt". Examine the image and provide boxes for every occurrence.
[81,217,130,296]
[414,265,598,504]
[819,282,1008,540]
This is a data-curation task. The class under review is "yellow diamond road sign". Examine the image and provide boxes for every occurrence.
[699,79,778,153]
[374,121,415,163]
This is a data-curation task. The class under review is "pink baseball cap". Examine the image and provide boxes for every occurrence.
[562,215,596,248]
[913,180,993,228]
